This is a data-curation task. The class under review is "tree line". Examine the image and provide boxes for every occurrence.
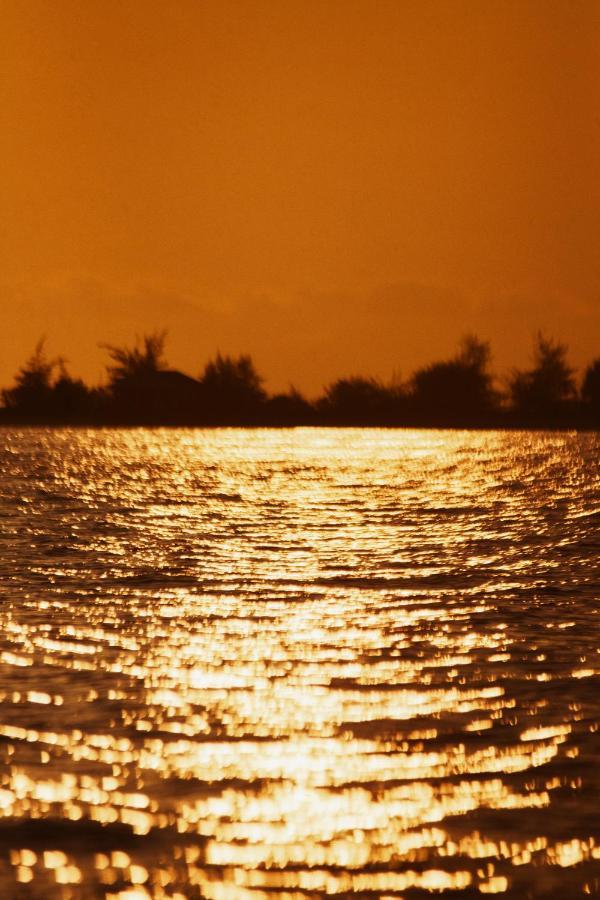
[1,331,599,428]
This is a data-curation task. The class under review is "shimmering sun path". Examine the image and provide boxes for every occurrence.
[0,428,598,899]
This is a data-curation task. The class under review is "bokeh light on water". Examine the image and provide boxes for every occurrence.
[0,428,598,898]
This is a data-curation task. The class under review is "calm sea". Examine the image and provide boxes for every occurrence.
[0,428,598,899]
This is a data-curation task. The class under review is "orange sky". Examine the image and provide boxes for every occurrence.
[1,0,598,394]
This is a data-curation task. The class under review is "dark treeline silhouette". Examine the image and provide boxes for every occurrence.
[1,332,599,428]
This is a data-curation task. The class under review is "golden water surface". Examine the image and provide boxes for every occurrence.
[0,428,598,899]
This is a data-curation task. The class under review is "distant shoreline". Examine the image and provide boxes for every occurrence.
[2,332,598,431]
[0,417,598,432]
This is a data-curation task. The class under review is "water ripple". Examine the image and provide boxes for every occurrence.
[0,428,598,898]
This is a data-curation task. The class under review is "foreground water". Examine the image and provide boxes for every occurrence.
[0,428,598,899]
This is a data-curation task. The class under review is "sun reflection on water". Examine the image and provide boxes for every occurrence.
[0,428,598,897]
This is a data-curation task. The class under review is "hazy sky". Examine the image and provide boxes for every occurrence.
[1,0,598,393]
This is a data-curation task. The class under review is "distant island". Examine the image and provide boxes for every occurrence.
[1,331,599,429]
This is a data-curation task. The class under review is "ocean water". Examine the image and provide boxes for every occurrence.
[0,427,598,899]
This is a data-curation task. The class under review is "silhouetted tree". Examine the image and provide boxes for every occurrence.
[410,335,498,424]
[51,363,96,421]
[1,341,97,422]
[100,331,197,423]
[266,388,315,425]
[509,333,576,423]
[318,376,398,424]
[199,354,266,423]
[582,358,600,422]
[2,340,60,417]
[102,331,168,386]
